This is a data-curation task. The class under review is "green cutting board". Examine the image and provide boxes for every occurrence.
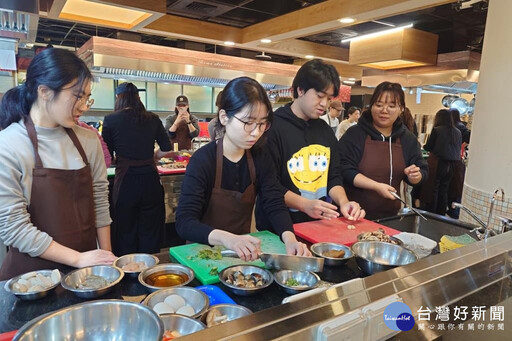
[169,231,286,285]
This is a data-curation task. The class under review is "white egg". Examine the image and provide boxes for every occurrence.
[153,302,175,315]
[164,294,186,311]
[176,305,195,317]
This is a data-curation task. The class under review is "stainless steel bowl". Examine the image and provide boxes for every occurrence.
[61,265,124,298]
[4,270,63,301]
[160,314,206,337]
[219,265,273,296]
[13,300,163,341]
[142,287,209,319]
[274,270,320,295]
[356,233,403,246]
[310,243,353,267]
[200,304,253,327]
[351,241,418,275]
[138,263,194,293]
[113,253,159,278]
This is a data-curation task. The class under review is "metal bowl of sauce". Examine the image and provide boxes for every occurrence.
[138,263,194,292]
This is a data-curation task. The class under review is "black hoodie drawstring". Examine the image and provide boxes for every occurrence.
[381,134,393,186]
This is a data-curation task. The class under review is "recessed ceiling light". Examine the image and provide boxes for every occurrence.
[305,55,315,59]
[260,39,272,43]
[343,80,355,85]
[224,41,235,46]
[339,17,355,24]
[348,78,356,81]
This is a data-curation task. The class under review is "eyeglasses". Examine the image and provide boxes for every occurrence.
[77,96,94,108]
[232,115,271,133]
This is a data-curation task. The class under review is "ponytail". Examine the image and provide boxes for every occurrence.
[0,84,34,129]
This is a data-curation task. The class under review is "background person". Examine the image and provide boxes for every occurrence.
[102,83,171,256]
[338,82,427,220]
[320,100,343,134]
[165,96,200,150]
[0,48,115,279]
[176,77,309,260]
[336,106,360,140]
[208,91,224,141]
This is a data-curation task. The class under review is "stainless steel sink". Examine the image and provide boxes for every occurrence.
[375,211,480,249]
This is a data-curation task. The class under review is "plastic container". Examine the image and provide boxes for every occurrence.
[196,285,235,306]
[394,232,437,258]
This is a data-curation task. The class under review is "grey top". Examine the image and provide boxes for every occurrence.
[164,113,200,139]
[0,120,111,257]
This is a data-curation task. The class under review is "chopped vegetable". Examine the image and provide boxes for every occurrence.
[285,278,300,287]
[197,248,222,260]
[209,266,219,276]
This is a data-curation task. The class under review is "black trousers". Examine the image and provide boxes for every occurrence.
[429,160,456,216]
[112,166,165,256]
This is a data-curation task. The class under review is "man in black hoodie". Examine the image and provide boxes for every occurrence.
[255,59,364,228]
[338,82,427,219]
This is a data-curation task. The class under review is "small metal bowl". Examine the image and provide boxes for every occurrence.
[61,265,124,298]
[219,265,273,296]
[142,287,209,319]
[4,270,63,301]
[201,304,253,327]
[310,243,353,267]
[351,241,418,275]
[274,270,320,295]
[160,314,206,337]
[113,253,159,278]
[13,300,163,341]
[138,263,195,293]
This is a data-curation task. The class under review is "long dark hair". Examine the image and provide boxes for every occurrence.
[361,81,405,125]
[114,83,151,123]
[450,108,462,124]
[217,77,272,148]
[0,48,92,129]
[292,59,340,98]
[434,109,459,144]
[401,107,416,133]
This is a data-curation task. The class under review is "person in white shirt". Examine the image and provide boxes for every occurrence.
[336,106,361,140]
[320,100,343,134]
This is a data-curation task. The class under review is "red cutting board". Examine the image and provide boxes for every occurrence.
[293,218,400,246]
[157,166,187,175]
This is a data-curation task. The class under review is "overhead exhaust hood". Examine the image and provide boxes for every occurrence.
[77,37,297,89]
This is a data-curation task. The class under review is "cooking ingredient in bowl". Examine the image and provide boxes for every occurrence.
[176,305,195,316]
[206,309,228,327]
[164,294,186,311]
[359,229,399,244]
[225,271,265,288]
[285,278,301,287]
[11,270,61,293]
[322,249,346,258]
[153,302,175,315]
[145,271,189,287]
[162,330,181,341]
[121,261,148,272]
[77,275,110,289]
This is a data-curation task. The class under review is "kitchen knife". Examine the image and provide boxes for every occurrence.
[221,250,324,272]
[389,191,428,221]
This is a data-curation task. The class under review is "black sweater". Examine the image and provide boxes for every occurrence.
[175,141,293,244]
[424,126,462,161]
[103,109,171,160]
[255,103,344,225]
[338,112,428,186]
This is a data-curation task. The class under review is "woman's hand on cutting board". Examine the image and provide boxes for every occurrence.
[282,231,312,257]
[302,199,339,220]
[340,201,365,221]
[209,230,261,262]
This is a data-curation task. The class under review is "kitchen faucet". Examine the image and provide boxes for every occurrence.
[452,188,508,241]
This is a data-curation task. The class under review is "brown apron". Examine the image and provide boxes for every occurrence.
[0,117,97,280]
[345,136,406,220]
[201,138,257,234]
[171,120,192,150]
[112,156,157,206]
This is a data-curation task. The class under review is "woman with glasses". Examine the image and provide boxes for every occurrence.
[0,48,116,279]
[176,77,309,261]
[338,82,427,219]
[102,82,171,256]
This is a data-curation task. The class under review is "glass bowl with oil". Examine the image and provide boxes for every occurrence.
[138,264,194,292]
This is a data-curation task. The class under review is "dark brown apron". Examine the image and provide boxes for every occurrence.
[112,156,157,206]
[0,117,97,280]
[345,136,406,219]
[171,120,192,150]
[201,138,257,234]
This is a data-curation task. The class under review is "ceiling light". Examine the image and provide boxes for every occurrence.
[305,55,315,59]
[260,39,272,43]
[342,23,413,43]
[224,41,235,46]
[339,17,355,24]
[343,81,355,85]
[348,78,356,81]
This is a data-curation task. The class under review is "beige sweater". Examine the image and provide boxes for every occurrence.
[0,120,111,257]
